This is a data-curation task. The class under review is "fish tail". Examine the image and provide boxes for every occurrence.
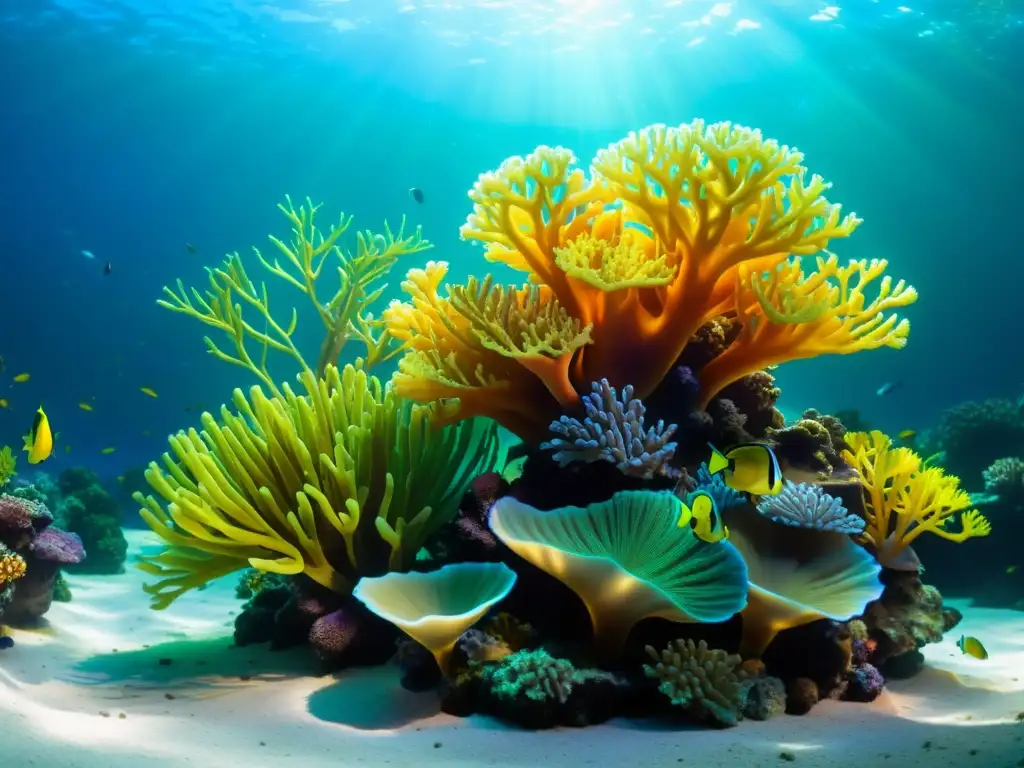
[706,443,730,475]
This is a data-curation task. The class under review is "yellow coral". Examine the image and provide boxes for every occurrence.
[134,363,498,609]
[842,430,990,569]
[389,120,873,436]
[696,254,918,407]
[159,196,430,396]
[0,551,26,585]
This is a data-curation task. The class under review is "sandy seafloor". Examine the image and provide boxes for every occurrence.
[1,530,1022,768]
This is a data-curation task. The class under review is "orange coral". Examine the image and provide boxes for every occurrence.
[696,254,918,408]
[385,120,913,440]
[842,430,991,570]
[0,551,26,586]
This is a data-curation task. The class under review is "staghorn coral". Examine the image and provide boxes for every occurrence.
[644,638,749,727]
[541,379,678,480]
[385,120,909,441]
[982,457,1024,505]
[160,196,431,388]
[843,430,991,571]
[756,481,865,534]
[134,364,499,608]
[697,255,916,407]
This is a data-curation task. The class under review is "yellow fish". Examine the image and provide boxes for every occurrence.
[707,442,783,496]
[897,429,917,441]
[22,405,53,464]
[0,398,8,409]
[78,402,93,412]
[140,387,158,398]
[956,634,988,660]
[13,373,30,383]
[676,490,729,544]
[101,447,116,455]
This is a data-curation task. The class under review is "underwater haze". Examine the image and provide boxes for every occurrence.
[2,2,1024,767]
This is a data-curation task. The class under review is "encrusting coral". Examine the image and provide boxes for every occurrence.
[842,430,991,571]
[134,364,499,608]
[383,120,916,440]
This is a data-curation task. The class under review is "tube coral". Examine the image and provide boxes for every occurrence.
[384,120,911,441]
[842,430,991,571]
[134,364,498,608]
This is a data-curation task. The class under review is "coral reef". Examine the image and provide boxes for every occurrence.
[0,494,85,625]
[843,430,991,571]
[57,467,127,575]
[929,396,1024,488]
[982,456,1024,506]
[767,409,852,475]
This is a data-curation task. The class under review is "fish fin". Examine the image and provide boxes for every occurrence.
[706,443,730,475]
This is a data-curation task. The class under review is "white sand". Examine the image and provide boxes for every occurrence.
[1,529,1022,768]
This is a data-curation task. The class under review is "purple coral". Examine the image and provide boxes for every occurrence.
[542,379,679,480]
[30,528,86,565]
[0,494,52,544]
[844,664,885,702]
[309,608,361,659]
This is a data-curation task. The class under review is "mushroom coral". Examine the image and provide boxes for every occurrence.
[726,506,883,658]
[383,120,914,441]
[842,430,991,571]
[134,364,499,609]
[352,562,517,674]
[488,490,749,658]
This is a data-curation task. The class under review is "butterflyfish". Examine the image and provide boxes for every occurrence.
[956,635,988,660]
[706,442,783,496]
[23,406,53,464]
[676,490,729,544]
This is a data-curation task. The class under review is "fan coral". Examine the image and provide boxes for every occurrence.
[489,491,749,657]
[384,121,913,441]
[756,481,865,534]
[694,462,747,511]
[982,457,1024,504]
[644,638,749,728]
[134,364,499,608]
[161,196,431,386]
[842,430,991,571]
[541,379,678,480]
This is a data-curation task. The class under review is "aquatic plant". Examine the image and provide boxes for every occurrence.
[383,120,915,440]
[488,490,749,657]
[159,196,431,393]
[352,562,517,673]
[0,446,15,487]
[756,481,865,534]
[134,363,499,609]
[842,430,991,571]
[644,638,749,728]
[541,378,678,479]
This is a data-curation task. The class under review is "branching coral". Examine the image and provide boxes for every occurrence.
[160,196,431,394]
[385,120,911,440]
[541,379,678,480]
[644,639,749,727]
[697,255,917,407]
[134,364,499,608]
[842,430,991,571]
[757,481,865,534]
[982,457,1024,504]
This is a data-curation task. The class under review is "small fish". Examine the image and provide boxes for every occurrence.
[707,442,783,496]
[64,444,71,453]
[186,242,196,254]
[22,405,54,464]
[78,402,93,412]
[0,399,7,409]
[140,386,158,398]
[101,447,116,454]
[876,381,902,397]
[897,429,916,441]
[409,187,424,204]
[81,249,95,259]
[103,261,112,276]
[1007,565,1017,575]
[956,634,988,660]
[677,491,729,544]
[13,373,30,383]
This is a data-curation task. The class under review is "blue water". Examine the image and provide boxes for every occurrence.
[1,0,1022,481]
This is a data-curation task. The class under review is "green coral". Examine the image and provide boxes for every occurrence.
[159,196,432,394]
[487,649,581,705]
[52,573,72,603]
[58,468,128,575]
[644,639,750,728]
[0,446,15,487]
